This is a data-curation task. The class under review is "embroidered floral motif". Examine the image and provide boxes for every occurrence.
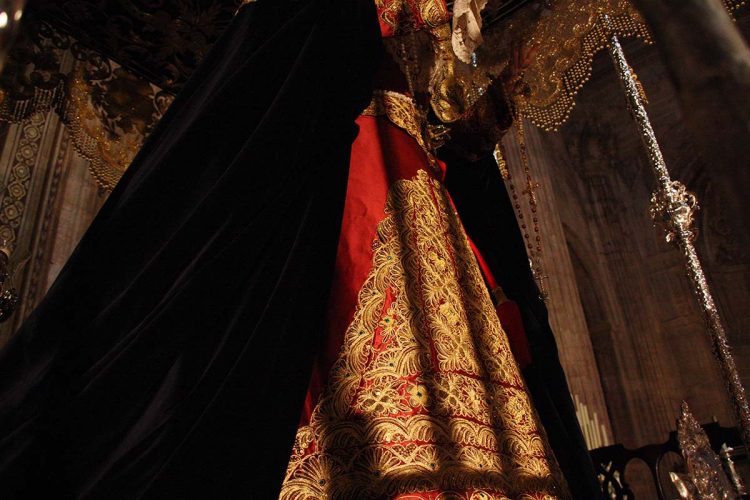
[280,171,568,499]
[408,384,429,408]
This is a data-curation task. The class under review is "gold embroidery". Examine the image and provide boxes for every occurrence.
[362,90,439,168]
[429,23,469,124]
[281,171,569,499]
[375,0,449,33]
[419,0,450,29]
[363,91,428,153]
[68,70,159,190]
[376,0,407,34]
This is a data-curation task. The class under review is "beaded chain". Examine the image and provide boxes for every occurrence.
[495,93,549,302]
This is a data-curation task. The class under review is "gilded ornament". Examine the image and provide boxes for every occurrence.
[493,143,509,180]
[419,0,450,28]
[376,0,407,34]
[67,68,170,190]
[649,180,700,244]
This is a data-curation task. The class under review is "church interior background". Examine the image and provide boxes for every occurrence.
[0,0,747,497]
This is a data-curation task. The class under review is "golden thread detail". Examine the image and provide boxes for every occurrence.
[362,90,439,168]
[280,170,567,499]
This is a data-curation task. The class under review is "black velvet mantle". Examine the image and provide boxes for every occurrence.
[0,1,381,498]
[444,153,605,500]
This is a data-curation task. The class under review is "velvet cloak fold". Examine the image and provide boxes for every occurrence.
[0,1,381,498]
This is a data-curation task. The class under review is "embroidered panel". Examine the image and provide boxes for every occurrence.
[375,0,449,37]
[280,170,568,499]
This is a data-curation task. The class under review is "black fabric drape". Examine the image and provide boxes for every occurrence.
[0,1,381,498]
[444,153,604,500]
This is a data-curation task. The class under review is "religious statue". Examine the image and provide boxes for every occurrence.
[0,0,600,498]
[280,0,600,498]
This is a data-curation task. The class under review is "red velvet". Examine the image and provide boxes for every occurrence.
[467,236,499,290]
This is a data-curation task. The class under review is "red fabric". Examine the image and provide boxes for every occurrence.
[301,113,533,424]
[496,300,533,368]
[301,115,438,424]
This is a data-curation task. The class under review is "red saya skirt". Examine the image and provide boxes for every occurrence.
[281,92,568,499]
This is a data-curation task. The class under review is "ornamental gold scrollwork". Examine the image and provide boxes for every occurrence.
[376,0,408,34]
[419,0,451,29]
[280,170,568,499]
[67,67,172,190]
[517,0,649,130]
[376,0,450,35]
[0,20,172,191]
[429,23,469,124]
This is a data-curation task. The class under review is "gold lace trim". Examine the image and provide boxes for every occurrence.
[281,170,569,499]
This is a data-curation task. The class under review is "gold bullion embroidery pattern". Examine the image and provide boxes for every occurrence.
[280,170,567,499]
[362,90,434,163]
